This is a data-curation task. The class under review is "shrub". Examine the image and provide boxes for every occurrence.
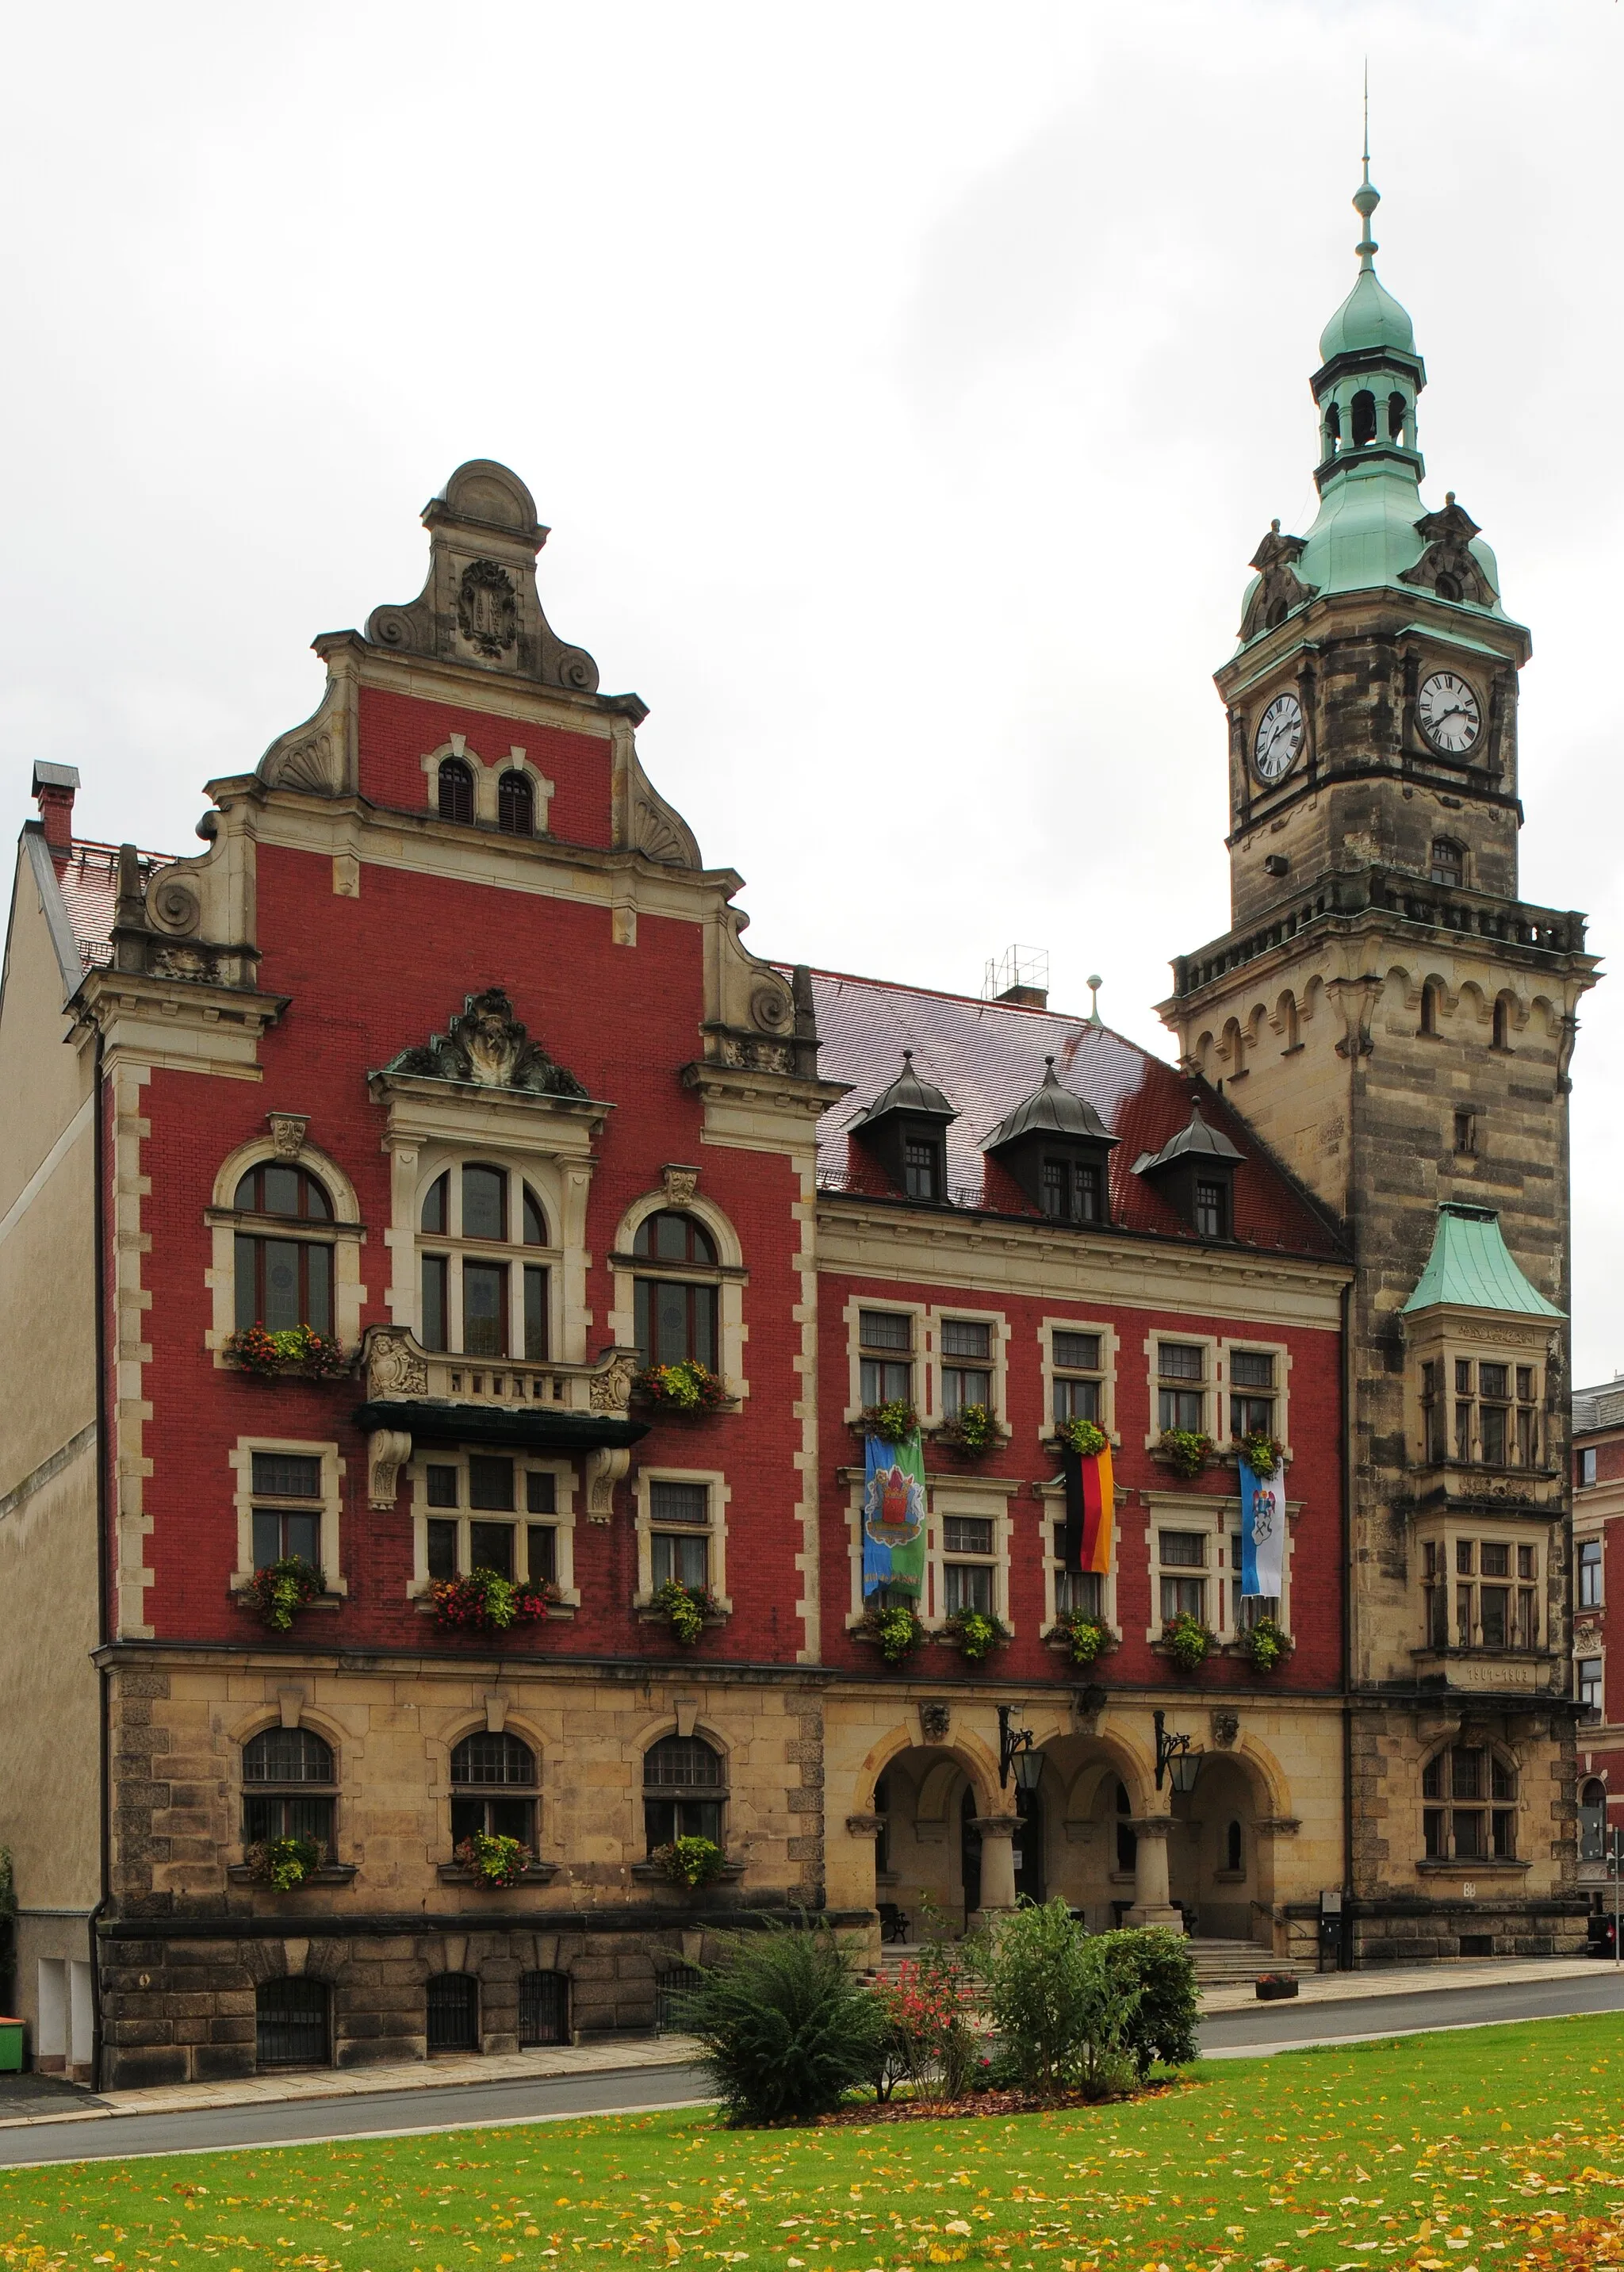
[454,1831,530,1888]
[1058,1416,1109,1457]
[859,1600,925,1662]
[1237,1429,1284,1477]
[1059,1612,1109,1666]
[860,1400,919,1445]
[868,1948,978,2102]
[1240,1615,1291,1674]
[431,1569,550,1632]
[651,1579,716,1645]
[1105,1925,1199,2075]
[649,1835,728,1888]
[243,1555,326,1632]
[943,1608,1010,1663]
[971,1898,1140,2099]
[244,1835,323,1891]
[1157,1428,1213,1479]
[1162,1609,1214,1672]
[668,1919,886,2124]
[633,1361,730,1414]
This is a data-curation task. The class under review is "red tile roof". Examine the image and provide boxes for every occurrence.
[802,967,1346,1261]
[53,840,174,972]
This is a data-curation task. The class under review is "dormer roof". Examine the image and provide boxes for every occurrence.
[849,1048,957,1129]
[982,1057,1116,1152]
[1132,1105,1245,1177]
[1401,1203,1563,1320]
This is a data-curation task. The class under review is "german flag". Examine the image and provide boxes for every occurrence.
[1062,1442,1115,1574]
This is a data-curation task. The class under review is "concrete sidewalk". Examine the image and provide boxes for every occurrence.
[0,1955,1614,2132]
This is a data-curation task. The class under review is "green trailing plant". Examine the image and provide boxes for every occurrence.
[649,1835,728,1888]
[454,1831,530,1888]
[860,1599,926,1663]
[222,1322,350,1378]
[1058,1416,1109,1457]
[936,1403,1002,1455]
[1059,1612,1110,1667]
[943,1607,1010,1664]
[1162,1610,1215,1672]
[431,1569,550,1632]
[1157,1428,1213,1480]
[665,1917,887,2125]
[632,1360,730,1414]
[243,1555,326,1632]
[1239,1615,1291,1674]
[245,1835,324,1892]
[860,1400,919,1446]
[971,1897,1142,2100]
[1106,1925,1200,2076]
[651,1579,716,1645]
[1237,1430,1284,1477]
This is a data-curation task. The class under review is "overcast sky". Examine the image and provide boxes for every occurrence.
[4,0,1621,1377]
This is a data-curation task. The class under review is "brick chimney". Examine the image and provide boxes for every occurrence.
[32,761,79,865]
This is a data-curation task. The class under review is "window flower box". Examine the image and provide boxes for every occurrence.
[647,1579,720,1646]
[631,1847,745,1889]
[222,1323,351,1380]
[241,1556,327,1633]
[1051,1417,1110,1458]
[941,1607,1011,1664]
[453,1832,535,1888]
[854,1400,919,1446]
[431,1571,555,1633]
[631,1361,733,1416]
[241,1836,327,1892]
[1153,1429,1215,1481]
[1235,1431,1285,1477]
[437,1857,559,1885]
[932,1405,1008,1459]
[1160,1611,1216,1673]
[1238,1616,1293,1675]
[851,1601,928,1663]
[1046,1614,1117,1667]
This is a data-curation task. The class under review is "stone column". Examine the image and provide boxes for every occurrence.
[970,1814,1019,1918]
[1126,1816,1182,1929]
[844,1814,886,1963]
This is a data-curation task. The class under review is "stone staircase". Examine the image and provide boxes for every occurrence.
[875,1937,1306,1993]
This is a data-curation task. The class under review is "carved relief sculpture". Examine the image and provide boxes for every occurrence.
[1239,521,1320,642]
[385,987,589,1097]
[457,559,519,657]
[267,1113,309,1162]
[367,1330,430,1398]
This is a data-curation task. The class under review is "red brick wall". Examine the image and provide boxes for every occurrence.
[357,688,613,849]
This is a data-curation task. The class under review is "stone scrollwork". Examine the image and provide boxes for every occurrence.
[267,1113,309,1161]
[147,878,201,937]
[368,1330,430,1398]
[457,559,519,657]
[367,1429,413,1511]
[385,987,589,1098]
[589,1354,637,1413]
[661,1163,700,1207]
[584,1444,631,1524]
[1400,493,1496,608]
[750,983,793,1035]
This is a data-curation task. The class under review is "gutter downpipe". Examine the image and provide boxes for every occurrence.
[90,1028,111,2088]
[1339,1270,1355,1971]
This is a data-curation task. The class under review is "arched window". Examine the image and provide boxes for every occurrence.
[1430,840,1464,888]
[519,1969,569,2045]
[419,1163,551,1359]
[1580,1779,1609,1864]
[1419,982,1439,1037]
[438,757,475,826]
[497,770,534,836]
[242,1726,335,1849]
[1225,1818,1243,1873]
[1387,391,1408,442]
[427,1972,479,2054]
[1280,992,1300,1052]
[1434,572,1462,603]
[632,1211,721,1372]
[1350,389,1377,447]
[643,1733,724,1852]
[1322,401,1341,453]
[450,1732,538,1848]
[1492,994,1513,1052]
[1422,1744,1516,1863]
[232,1163,335,1337]
[256,1976,330,2070]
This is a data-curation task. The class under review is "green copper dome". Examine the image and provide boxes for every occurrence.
[1319,263,1416,363]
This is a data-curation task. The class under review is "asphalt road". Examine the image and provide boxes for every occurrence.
[5,1971,1624,2168]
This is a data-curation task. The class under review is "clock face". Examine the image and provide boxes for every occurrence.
[1417,670,1483,756]
[1253,692,1304,784]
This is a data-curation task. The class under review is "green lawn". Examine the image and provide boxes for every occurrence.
[6,2017,1624,2272]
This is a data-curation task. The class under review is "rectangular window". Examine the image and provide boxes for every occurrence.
[469,1456,514,1511]
[1052,1330,1104,1427]
[1160,1528,1208,1622]
[526,1470,557,1515]
[1580,1658,1604,1715]
[426,1464,458,1508]
[427,1519,457,1580]
[252,1507,320,1569]
[941,1320,993,1417]
[1452,1810,1484,1860]
[244,1792,335,1847]
[1423,1807,1446,1860]
[1456,1538,1474,1576]
[1581,1446,1599,1488]
[1517,1543,1535,1580]
[1580,1538,1603,1607]
[1516,1404,1538,1466]
[1051,1523,1105,1621]
[236,1233,333,1338]
[527,1524,557,1585]
[650,1481,710,1593]
[1456,1584,1473,1646]
[469,1521,515,1578]
[1428,1580,1449,1650]
[634,1278,719,1371]
[1492,1810,1517,1860]
[942,1515,993,1555]
[903,1139,940,1201]
[943,1561,993,1615]
[1515,1588,1538,1649]
[523,1266,549,1360]
[1193,1181,1227,1238]
[1158,1342,1206,1434]
[1161,1573,1206,1622]
[1160,1529,1205,1566]
[1454,1109,1477,1156]
[859,1311,913,1407]
[251,1452,322,1498]
[1480,1404,1507,1465]
[1480,1587,1509,1648]
[1480,1541,1510,1577]
[650,1481,710,1525]
[421,1255,449,1351]
[1451,1749,1482,1802]
[462,1260,508,1357]
[1229,1349,1275,1439]
[1454,1400,1473,1460]
[1479,1363,1508,1401]
[1040,1159,1102,1223]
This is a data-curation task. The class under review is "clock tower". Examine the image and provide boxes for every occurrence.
[1162,160,1600,1960]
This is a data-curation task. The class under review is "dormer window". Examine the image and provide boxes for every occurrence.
[1193,1178,1228,1239]
[848,1050,957,1207]
[1131,1104,1243,1240]
[982,1057,1116,1227]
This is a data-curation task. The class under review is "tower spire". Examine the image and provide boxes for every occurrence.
[1353,63,1379,271]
